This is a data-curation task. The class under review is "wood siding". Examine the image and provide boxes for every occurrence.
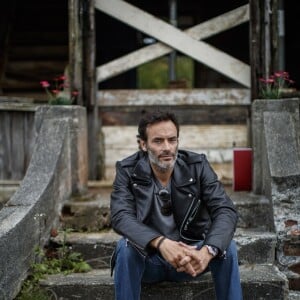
[0,103,36,180]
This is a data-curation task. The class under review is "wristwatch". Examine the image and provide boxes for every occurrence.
[205,245,219,257]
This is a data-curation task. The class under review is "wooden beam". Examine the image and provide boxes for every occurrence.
[99,107,250,126]
[97,88,251,106]
[96,4,250,83]
[95,0,250,87]
[97,89,251,125]
[69,0,83,105]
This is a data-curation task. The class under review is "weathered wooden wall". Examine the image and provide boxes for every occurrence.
[102,124,248,183]
[97,88,251,183]
[0,101,36,180]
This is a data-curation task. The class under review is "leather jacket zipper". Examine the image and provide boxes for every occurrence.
[179,197,201,241]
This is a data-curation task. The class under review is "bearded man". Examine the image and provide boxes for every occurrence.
[110,111,243,300]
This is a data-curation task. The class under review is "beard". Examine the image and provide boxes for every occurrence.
[147,147,178,173]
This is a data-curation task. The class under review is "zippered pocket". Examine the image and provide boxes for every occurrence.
[180,198,201,241]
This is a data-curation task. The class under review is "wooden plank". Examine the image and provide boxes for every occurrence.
[95,0,250,87]
[9,46,68,59]
[97,89,250,106]
[96,4,249,83]
[6,61,68,75]
[11,112,25,179]
[11,32,68,46]
[102,125,247,150]
[101,125,248,182]
[99,106,250,126]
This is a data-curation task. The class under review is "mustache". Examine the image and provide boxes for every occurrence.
[158,150,175,157]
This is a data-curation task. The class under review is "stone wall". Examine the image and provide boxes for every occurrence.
[0,106,88,299]
[252,98,300,291]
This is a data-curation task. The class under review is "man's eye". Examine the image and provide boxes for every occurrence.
[154,140,162,144]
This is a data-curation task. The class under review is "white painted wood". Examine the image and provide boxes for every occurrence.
[96,4,249,83]
[97,88,251,106]
[95,0,250,87]
[102,125,247,150]
[101,124,248,181]
[102,125,248,181]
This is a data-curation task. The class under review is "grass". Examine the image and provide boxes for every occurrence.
[138,55,194,89]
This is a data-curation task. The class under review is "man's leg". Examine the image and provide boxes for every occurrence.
[113,238,178,300]
[113,238,146,300]
[209,240,243,300]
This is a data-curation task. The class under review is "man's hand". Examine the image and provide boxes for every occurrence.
[151,237,197,275]
[177,246,214,276]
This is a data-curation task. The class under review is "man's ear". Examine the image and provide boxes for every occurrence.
[140,140,147,152]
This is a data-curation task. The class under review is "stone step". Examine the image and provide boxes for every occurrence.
[50,229,277,269]
[39,264,289,300]
[60,187,273,232]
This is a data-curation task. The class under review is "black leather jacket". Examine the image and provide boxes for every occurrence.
[110,150,238,255]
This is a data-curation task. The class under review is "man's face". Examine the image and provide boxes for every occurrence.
[140,120,178,173]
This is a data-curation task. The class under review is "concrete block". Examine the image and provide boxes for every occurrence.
[39,265,289,300]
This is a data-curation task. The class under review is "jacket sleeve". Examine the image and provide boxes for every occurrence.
[110,162,161,252]
[200,157,238,253]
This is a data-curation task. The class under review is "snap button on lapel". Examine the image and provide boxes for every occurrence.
[189,178,193,182]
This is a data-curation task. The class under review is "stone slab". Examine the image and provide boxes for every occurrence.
[39,265,289,300]
[51,228,276,269]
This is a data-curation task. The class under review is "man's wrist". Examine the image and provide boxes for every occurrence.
[156,236,167,251]
[204,245,219,257]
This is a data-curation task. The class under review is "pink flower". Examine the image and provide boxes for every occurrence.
[71,91,79,96]
[51,89,59,95]
[39,74,76,105]
[40,81,50,88]
[259,70,295,99]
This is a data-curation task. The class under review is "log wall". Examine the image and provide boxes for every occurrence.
[0,100,37,180]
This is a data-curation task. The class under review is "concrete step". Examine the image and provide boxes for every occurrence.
[60,186,273,232]
[39,264,289,300]
[50,229,277,269]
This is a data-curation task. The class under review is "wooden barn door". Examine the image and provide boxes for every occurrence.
[94,0,251,88]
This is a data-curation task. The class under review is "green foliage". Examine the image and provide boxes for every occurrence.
[138,56,194,89]
[16,230,91,300]
[48,97,73,105]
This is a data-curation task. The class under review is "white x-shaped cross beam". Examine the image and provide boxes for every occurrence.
[95,0,250,87]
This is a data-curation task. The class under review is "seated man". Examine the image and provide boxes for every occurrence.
[110,111,243,300]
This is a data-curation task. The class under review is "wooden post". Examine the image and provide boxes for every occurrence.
[250,0,279,100]
[69,0,103,179]
[82,0,104,179]
[69,0,83,105]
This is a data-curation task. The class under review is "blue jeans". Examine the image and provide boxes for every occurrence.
[113,238,243,300]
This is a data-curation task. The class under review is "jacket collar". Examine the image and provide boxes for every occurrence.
[173,156,196,187]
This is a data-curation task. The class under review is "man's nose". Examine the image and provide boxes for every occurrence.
[162,140,172,150]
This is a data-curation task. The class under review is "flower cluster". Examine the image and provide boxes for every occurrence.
[259,71,294,99]
[40,75,79,105]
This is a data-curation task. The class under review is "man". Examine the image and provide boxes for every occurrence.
[110,111,243,300]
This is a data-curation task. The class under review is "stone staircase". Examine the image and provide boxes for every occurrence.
[37,182,299,299]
